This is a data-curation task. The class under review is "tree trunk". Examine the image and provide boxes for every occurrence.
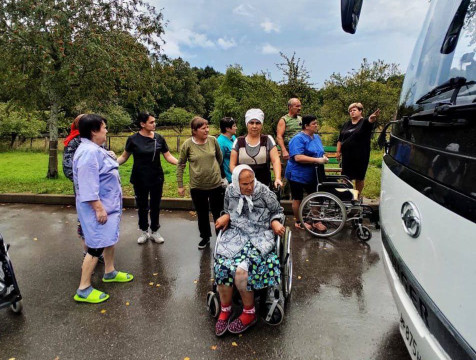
[46,100,60,179]
[10,133,17,148]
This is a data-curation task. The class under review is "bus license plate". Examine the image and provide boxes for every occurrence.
[400,313,422,360]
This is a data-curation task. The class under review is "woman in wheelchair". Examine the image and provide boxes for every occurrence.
[213,165,285,336]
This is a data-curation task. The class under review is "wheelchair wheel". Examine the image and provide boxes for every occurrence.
[281,227,292,299]
[357,226,372,242]
[206,291,220,318]
[10,300,23,314]
[264,302,284,326]
[299,192,347,237]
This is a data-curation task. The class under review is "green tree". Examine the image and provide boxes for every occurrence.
[276,52,322,121]
[211,66,284,136]
[0,103,46,147]
[320,59,403,130]
[99,104,132,134]
[153,58,205,116]
[159,106,194,135]
[199,74,224,119]
[0,0,164,178]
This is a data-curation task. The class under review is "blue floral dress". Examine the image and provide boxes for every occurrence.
[214,181,284,291]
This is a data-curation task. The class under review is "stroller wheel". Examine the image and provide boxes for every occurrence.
[265,302,284,326]
[206,291,220,318]
[10,300,23,314]
[357,226,372,242]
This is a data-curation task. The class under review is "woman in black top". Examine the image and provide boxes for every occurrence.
[336,103,379,195]
[117,113,178,244]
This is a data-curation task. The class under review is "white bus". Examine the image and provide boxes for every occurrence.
[342,1,476,359]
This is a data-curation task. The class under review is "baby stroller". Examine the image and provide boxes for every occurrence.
[206,219,293,325]
[298,166,377,241]
[0,233,23,313]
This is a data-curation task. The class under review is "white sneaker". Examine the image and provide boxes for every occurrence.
[137,231,149,244]
[150,230,164,244]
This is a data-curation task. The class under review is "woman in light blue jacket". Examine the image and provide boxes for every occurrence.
[213,165,285,336]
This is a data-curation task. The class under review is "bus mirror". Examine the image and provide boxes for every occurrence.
[341,0,363,34]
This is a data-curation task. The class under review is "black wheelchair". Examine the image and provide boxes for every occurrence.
[298,166,377,241]
[0,233,23,313]
[206,220,293,325]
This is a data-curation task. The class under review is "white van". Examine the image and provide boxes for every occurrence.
[342,1,476,359]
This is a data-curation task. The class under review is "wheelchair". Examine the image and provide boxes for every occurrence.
[298,166,376,241]
[0,233,23,313]
[206,220,293,326]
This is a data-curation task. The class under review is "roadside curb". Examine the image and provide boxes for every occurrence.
[0,193,379,215]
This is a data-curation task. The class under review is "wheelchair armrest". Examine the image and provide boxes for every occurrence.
[320,181,353,189]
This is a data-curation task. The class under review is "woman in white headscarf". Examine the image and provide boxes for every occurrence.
[213,165,285,336]
[229,108,282,188]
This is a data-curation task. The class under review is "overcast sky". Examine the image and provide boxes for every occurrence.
[152,0,430,88]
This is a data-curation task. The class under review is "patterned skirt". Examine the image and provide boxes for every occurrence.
[214,241,281,291]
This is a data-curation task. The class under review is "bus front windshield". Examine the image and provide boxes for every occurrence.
[400,0,476,108]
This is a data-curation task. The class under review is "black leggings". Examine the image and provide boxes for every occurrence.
[190,186,224,240]
[133,181,164,232]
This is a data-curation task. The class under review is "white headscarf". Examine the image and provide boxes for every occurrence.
[232,164,256,215]
[244,108,264,126]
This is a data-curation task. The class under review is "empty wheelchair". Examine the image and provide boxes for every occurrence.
[206,221,293,326]
[0,233,23,314]
[298,166,375,241]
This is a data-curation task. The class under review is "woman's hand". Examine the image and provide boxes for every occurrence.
[336,152,341,161]
[271,220,285,236]
[90,200,107,224]
[274,178,283,189]
[95,208,108,224]
[317,155,329,164]
[369,109,380,123]
[178,187,185,197]
[215,214,230,230]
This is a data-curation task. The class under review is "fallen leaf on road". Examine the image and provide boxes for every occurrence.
[184,357,190,360]
[193,280,198,284]
[54,357,60,360]
[149,282,154,286]
[232,342,238,347]
[305,259,309,262]
[153,273,158,276]
[156,284,161,287]
[8,358,16,360]
[33,237,38,241]
[100,309,106,314]
[210,345,217,350]
[298,276,302,280]
[210,279,214,282]
[125,302,130,306]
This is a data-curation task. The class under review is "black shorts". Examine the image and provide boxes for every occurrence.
[289,180,317,201]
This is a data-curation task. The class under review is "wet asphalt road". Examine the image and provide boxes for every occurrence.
[0,204,410,360]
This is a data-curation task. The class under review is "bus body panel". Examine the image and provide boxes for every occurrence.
[380,161,476,357]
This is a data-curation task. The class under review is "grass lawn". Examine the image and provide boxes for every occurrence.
[0,151,189,198]
[0,148,383,199]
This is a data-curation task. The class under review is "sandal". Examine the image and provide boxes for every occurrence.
[313,221,327,232]
[295,222,312,231]
[74,288,109,304]
[102,271,134,283]
[228,316,258,334]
